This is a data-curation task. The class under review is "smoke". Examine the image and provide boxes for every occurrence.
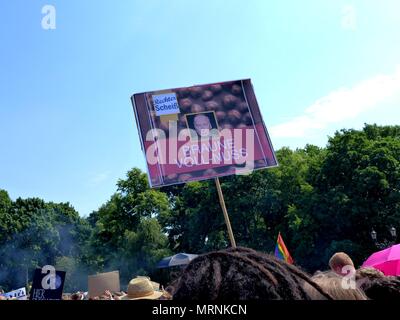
[0,199,170,294]
[0,211,91,292]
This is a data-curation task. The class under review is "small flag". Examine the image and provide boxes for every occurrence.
[274,232,294,264]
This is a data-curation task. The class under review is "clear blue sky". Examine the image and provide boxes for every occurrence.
[1,0,400,216]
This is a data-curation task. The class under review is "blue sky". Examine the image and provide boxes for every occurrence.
[1,0,400,216]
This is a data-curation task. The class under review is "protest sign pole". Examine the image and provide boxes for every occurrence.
[215,177,236,248]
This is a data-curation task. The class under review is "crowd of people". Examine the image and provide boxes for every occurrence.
[168,247,400,300]
[1,247,400,300]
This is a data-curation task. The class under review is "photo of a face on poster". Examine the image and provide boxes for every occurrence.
[185,111,220,140]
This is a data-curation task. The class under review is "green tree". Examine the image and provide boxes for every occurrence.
[0,196,92,290]
[289,124,400,270]
[87,168,172,285]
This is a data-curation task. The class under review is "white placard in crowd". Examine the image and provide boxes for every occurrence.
[1,287,27,300]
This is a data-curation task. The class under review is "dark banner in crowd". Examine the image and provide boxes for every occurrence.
[30,265,66,300]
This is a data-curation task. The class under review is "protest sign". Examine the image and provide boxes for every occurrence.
[131,79,278,247]
[30,265,66,300]
[131,79,278,188]
[88,271,120,298]
[1,287,27,300]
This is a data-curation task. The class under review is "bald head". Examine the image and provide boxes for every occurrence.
[329,252,355,276]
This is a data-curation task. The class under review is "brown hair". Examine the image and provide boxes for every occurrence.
[356,267,385,281]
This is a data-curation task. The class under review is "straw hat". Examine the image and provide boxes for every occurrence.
[135,276,161,291]
[121,277,163,300]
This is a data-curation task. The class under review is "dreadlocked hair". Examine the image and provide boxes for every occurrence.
[172,247,333,301]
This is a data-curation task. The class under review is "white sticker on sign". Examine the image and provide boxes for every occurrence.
[152,93,180,116]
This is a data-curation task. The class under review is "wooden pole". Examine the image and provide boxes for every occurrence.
[215,177,236,248]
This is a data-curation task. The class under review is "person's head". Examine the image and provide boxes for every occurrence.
[359,276,400,300]
[112,291,125,300]
[310,271,367,300]
[193,114,212,137]
[171,247,333,301]
[356,267,385,281]
[70,292,82,300]
[98,290,114,300]
[329,252,355,276]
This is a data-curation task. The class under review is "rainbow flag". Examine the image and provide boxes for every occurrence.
[274,232,294,264]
